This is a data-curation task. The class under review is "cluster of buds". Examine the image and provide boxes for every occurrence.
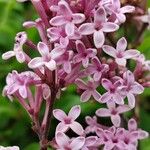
[2,0,150,150]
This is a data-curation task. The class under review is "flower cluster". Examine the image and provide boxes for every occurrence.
[2,0,150,149]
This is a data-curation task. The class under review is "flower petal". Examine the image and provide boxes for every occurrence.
[2,51,15,60]
[70,121,84,135]
[68,105,81,120]
[111,114,121,127]
[116,58,127,66]
[96,108,110,117]
[80,90,91,102]
[116,37,127,51]
[53,109,67,121]
[37,42,49,56]
[92,90,101,102]
[19,86,27,99]
[102,22,119,32]
[79,23,95,35]
[65,22,75,36]
[127,93,135,108]
[102,45,116,57]
[128,118,137,131]
[124,50,140,59]
[72,13,85,24]
[50,16,67,26]
[93,30,105,48]
[16,51,25,63]
[28,57,44,69]
[45,59,56,71]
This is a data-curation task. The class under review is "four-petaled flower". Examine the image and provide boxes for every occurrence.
[96,101,130,127]
[73,40,97,68]
[53,105,84,135]
[55,132,85,150]
[79,7,119,48]
[76,79,101,102]
[102,37,140,66]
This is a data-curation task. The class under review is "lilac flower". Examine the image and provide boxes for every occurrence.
[120,71,144,108]
[100,78,124,105]
[2,32,27,63]
[73,40,97,68]
[106,0,135,23]
[79,7,119,48]
[0,146,19,150]
[102,37,140,66]
[28,42,57,71]
[75,79,101,102]
[50,0,85,36]
[3,71,40,99]
[82,136,98,150]
[96,101,130,127]
[53,105,84,135]
[55,132,85,150]
[85,116,101,134]
[86,57,109,81]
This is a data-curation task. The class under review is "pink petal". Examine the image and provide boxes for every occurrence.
[72,13,85,24]
[115,58,127,66]
[127,93,135,108]
[76,40,86,53]
[56,132,69,148]
[113,93,124,105]
[120,6,135,14]
[65,22,75,36]
[93,72,102,81]
[37,42,49,56]
[75,79,87,90]
[94,7,106,26]
[101,92,112,103]
[113,0,121,9]
[116,37,127,51]
[102,22,119,32]
[68,105,81,120]
[128,119,137,131]
[85,136,97,146]
[42,84,51,99]
[124,50,140,59]
[2,51,15,60]
[82,57,89,68]
[116,13,126,23]
[102,45,116,57]
[123,70,135,84]
[16,52,25,63]
[64,62,71,74]
[92,90,101,102]
[138,130,149,139]
[96,108,111,117]
[56,122,69,133]
[102,78,112,90]
[80,90,92,102]
[19,86,27,99]
[53,109,67,121]
[104,141,114,150]
[45,60,56,71]
[50,16,67,26]
[92,56,101,67]
[28,57,44,69]
[79,23,95,35]
[107,101,116,109]
[70,136,85,149]
[70,121,84,135]
[111,114,121,127]
[131,83,144,94]
[117,105,130,113]
[93,30,105,48]
[7,84,18,95]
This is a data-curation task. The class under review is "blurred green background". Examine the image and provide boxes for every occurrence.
[0,0,150,150]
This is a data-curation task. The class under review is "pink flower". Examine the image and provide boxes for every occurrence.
[73,40,97,68]
[2,32,27,63]
[75,79,101,102]
[55,132,85,150]
[102,37,140,66]
[106,0,135,23]
[53,105,84,135]
[50,0,85,36]
[3,71,40,99]
[120,71,144,108]
[96,101,130,127]
[28,42,58,71]
[79,7,119,48]
[101,78,124,105]
[86,57,109,81]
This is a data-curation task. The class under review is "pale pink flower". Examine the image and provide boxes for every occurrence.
[3,71,40,99]
[2,32,27,63]
[102,37,140,66]
[75,79,101,102]
[86,57,109,81]
[28,42,58,71]
[73,40,97,68]
[101,78,124,105]
[120,71,144,108]
[96,101,130,127]
[53,105,84,135]
[55,132,85,150]
[50,0,85,36]
[106,0,135,23]
[79,7,119,48]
